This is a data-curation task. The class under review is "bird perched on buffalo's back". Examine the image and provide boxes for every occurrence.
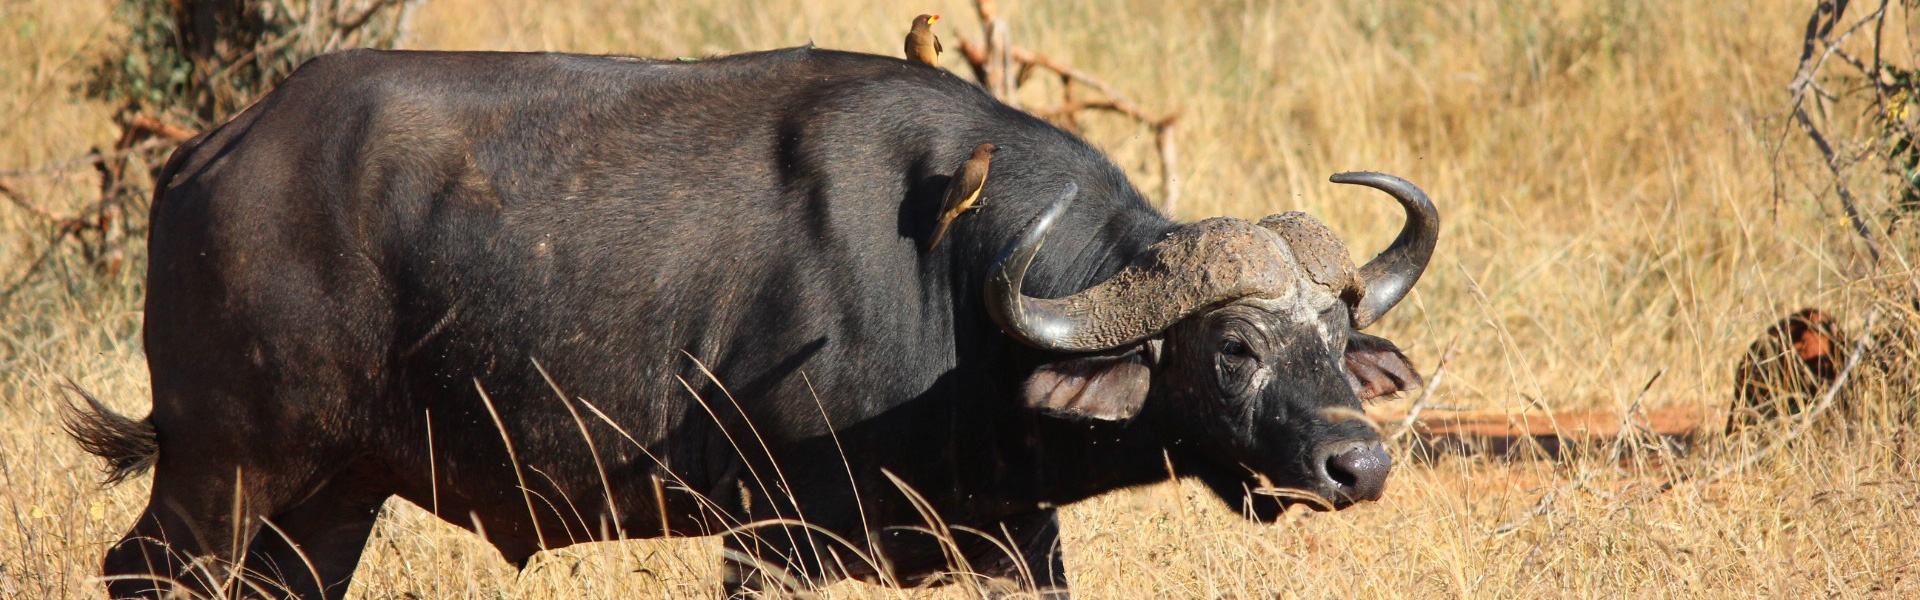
[928,143,997,252]
[905,14,942,67]
[1727,308,1849,434]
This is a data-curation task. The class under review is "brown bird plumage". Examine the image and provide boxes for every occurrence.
[1727,308,1850,434]
[905,14,942,66]
[928,143,997,251]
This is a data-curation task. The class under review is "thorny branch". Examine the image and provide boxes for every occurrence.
[1794,106,1884,263]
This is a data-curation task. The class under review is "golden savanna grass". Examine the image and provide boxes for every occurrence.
[4,0,1919,597]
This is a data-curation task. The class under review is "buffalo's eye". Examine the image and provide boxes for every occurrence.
[1214,335,1259,398]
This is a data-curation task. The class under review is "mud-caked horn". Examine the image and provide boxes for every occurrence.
[987,184,1303,352]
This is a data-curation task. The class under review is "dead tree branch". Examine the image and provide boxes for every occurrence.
[0,114,196,221]
[123,115,199,144]
[0,138,179,179]
[957,38,1183,213]
[1785,0,1888,264]
[0,112,201,293]
[1794,107,1884,263]
[974,0,1016,106]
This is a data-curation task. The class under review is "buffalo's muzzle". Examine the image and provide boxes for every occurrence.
[1314,440,1391,503]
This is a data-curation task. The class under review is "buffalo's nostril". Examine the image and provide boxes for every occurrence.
[1326,454,1359,487]
[1318,441,1391,502]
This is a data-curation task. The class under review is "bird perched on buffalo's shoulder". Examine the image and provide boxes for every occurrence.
[905,14,942,67]
[928,143,997,252]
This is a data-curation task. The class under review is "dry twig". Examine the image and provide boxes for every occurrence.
[1389,337,1460,444]
[0,114,201,299]
[1791,106,1882,263]
[0,179,60,221]
[0,138,179,180]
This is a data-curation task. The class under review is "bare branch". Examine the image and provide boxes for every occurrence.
[334,0,411,33]
[0,138,180,179]
[1787,0,1885,116]
[1156,116,1181,214]
[1827,45,1871,76]
[124,115,199,144]
[1793,105,1884,263]
[957,38,1181,212]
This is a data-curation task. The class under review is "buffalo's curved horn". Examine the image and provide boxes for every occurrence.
[1331,172,1438,329]
[986,183,1081,350]
[988,183,1303,353]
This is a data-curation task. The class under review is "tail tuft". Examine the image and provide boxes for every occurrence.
[61,382,157,486]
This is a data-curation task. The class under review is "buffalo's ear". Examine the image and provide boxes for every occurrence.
[1345,332,1421,401]
[1024,347,1153,421]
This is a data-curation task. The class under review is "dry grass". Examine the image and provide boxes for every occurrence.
[5,0,1919,598]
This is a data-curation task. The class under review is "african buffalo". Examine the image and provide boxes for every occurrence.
[69,46,1437,599]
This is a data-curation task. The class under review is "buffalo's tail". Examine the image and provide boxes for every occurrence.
[62,382,157,486]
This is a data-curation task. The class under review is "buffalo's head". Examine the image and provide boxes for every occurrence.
[988,172,1437,519]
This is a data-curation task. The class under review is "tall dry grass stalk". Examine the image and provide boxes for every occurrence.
[4,0,1917,598]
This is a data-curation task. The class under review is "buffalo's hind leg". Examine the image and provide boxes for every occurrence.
[103,461,384,600]
[102,499,216,599]
[98,395,373,600]
[240,464,391,600]
[101,470,274,598]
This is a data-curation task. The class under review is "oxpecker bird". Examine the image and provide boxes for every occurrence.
[929,143,997,251]
[906,14,942,66]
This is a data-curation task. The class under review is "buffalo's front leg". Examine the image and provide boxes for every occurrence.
[719,511,1070,598]
[967,509,1070,599]
[870,509,1074,597]
[720,524,847,598]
